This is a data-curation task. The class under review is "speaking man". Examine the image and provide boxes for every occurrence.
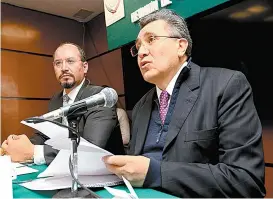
[103,9,265,197]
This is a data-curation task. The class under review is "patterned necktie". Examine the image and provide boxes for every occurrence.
[62,94,70,125]
[159,90,170,124]
[63,94,70,105]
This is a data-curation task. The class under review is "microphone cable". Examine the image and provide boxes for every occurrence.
[68,155,101,198]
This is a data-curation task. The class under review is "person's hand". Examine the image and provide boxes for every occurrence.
[1,134,34,162]
[0,146,5,156]
[102,155,150,187]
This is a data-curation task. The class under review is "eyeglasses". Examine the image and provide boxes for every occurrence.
[130,34,181,57]
[53,58,82,68]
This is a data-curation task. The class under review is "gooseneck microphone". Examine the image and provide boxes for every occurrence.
[40,87,118,120]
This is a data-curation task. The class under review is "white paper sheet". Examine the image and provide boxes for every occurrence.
[11,163,38,176]
[45,135,113,154]
[38,150,112,178]
[104,177,139,199]
[21,120,68,139]
[20,175,122,190]
[122,176,138,199]
[104,186,130,198]
[11,162,24,168]
[0,156,13,199]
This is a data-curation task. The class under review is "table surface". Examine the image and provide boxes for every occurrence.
[13,165,177,198]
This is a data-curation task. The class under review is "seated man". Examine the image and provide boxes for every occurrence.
[103,9,266,197]
[2,42,124,164]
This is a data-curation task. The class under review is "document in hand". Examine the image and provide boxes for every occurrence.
[20,149,122,190]
[20,120,123,190]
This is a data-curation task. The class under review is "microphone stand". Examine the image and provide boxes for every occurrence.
[65,102,88,196]
[53,115,86,198]
[67,115,80,196]
[53,103,100,198]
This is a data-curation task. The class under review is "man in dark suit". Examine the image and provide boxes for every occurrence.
[103,9,266,197]
[2,42,124,164]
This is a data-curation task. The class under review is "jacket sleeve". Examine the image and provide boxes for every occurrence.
[82,105,117,149]
[29,96,60,165]
[149,72,266,197]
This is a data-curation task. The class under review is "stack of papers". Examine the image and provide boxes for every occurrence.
[20,120,123,190]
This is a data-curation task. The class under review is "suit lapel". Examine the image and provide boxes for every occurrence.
[74,79,90,102]
[134,88,155,155]
[52,92,63,123]
[163,63,200,152]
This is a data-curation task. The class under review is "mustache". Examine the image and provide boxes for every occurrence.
[59,73,74,80]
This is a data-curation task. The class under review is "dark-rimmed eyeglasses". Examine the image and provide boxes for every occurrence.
[130,35,181,57]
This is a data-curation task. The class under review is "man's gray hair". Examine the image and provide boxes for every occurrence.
[139,9,192,57]
[54,42,86,62]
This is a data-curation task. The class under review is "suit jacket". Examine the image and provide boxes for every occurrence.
[31,79,124,164]
[128,63,265,197]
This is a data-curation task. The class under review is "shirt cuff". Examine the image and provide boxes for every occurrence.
[34,145,46,165]
[143,158,161,187]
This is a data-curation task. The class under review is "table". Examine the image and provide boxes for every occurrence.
[13,165,177,198]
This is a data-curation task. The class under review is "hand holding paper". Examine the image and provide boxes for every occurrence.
[102,155,150,187]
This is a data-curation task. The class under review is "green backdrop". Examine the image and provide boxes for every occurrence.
[106,0,230,50]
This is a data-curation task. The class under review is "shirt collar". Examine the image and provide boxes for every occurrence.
[156,61,188,100]
[63,78,85,103]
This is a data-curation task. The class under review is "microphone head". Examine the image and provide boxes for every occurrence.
[101,87,118,108]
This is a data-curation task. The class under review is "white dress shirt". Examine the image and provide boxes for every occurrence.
[34,79,86,165]
[156,61,188,107]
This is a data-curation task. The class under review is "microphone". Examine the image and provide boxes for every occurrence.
[40,87,118,120]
